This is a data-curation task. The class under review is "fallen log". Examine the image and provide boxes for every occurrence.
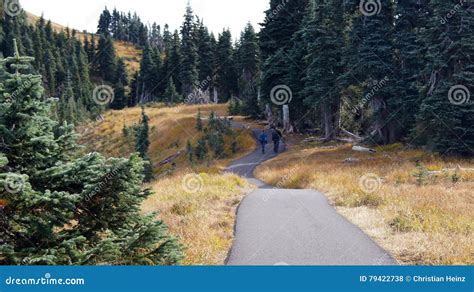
[303,137,326,143]
[158,151,184,166]
[335,137,357,143]
[427,167,474,176]
[343,157,361,164]
[341,128,363,142]
[352,146,377,153]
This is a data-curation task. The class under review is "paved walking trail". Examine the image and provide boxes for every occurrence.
[225,128,396,265]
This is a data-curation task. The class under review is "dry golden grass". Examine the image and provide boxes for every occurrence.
[78,104,256,265]
[255,142,474,265]
[142,172,254,265]
[114,40,142,74]
[78,103,255,174]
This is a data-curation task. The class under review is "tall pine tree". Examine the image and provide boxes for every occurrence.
[179,5,199,97]
[417,0,474,155]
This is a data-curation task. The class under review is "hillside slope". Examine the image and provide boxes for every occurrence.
[78,103,255,173]
[26,12,141,74]
[78,104,256,264]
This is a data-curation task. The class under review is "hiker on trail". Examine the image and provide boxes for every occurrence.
[258,130,268,154]
[271,127,283,153]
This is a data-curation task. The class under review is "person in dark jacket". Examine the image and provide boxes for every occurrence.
[258,131,268,154]
[271,127,283,153]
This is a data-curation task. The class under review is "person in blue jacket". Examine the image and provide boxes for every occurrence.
[258,130,268,154]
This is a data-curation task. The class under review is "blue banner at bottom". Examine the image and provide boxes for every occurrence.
[0,266,472,292]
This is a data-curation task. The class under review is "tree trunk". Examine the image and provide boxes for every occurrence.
[265,104,273,122]
[213,88,218,104]
[322,104,334,141]
[283,105,292,133]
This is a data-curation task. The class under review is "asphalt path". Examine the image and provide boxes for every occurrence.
[225,128,396,265]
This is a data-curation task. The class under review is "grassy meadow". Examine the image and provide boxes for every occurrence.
[255,141,474,265]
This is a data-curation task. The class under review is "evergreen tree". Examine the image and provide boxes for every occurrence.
[128,71,140,107]
[110,58,128,110]
[196,19,215,90]
[162,24,173,52]
[338,0,397,144]
[259,0,308,122]
[216,29,238,102]
[86,34,97,75]
[111,81,127,110]
[359,1,397,144]
[236,23,261,117]
[196,109,203,131]
[135,107,154,182]
[110,8,121,37]
[303,0,344,140]
[165,30,182,95]
[284,7,310,129]
[139,44,159,102]
[195,138,208,161]
[97,7,112,35]
[208,131,225,158]
[115,57,129,85]
[43,47,57,96]
[0,41,182,265]
[151,46,165,98]
[150,22,164,51]
[32,21,44,70]
[392,0,430,140]
[186,140,194,163]
[260,0,308,59]
[58,72,79,123]
[96,34,117,83]
[164,77,180,104]
[179,5,199,97]
[416,0,474,155]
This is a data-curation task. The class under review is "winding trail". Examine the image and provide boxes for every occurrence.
[225,128,396,265]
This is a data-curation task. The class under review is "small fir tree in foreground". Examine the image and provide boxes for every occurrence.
[0,41,182,265]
